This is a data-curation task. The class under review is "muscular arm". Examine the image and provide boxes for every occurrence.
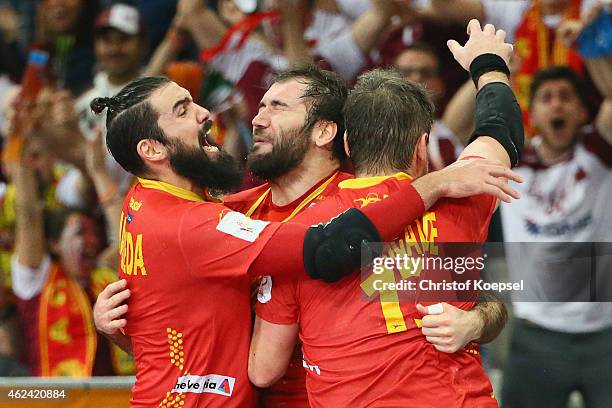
[458,72,517,167]
[472,292,508,343]
[447,21,525,168]
[248,318,299,387]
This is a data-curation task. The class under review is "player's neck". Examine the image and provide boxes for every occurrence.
[154,170,204,197]
[268,153,339,206]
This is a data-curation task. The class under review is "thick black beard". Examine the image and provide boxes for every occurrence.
[168,140,243,194]
[247,126,310,180]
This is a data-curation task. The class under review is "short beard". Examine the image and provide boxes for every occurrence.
[247,126,311,180]
[168,140,243,194]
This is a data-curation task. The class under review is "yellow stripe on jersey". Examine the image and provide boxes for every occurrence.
[362,265,409,334]
[338,172,412,190]
[381,302,408,334]
[137,178,210,203]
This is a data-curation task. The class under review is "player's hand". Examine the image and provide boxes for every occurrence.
[93,279,130,336]
[417,303,483,353]
[436,158,523,203]
[447,19,513,71]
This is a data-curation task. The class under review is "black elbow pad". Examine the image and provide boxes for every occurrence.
[470,82,525,166]
[303,208,382,283]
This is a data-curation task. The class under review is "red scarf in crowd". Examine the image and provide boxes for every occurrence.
[38,263,96,376]
[513,0,584,132]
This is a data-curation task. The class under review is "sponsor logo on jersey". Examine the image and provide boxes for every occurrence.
[129,197,142,211]
[216,212,269,242]
[354,193,384,208]
[172,374,236,397]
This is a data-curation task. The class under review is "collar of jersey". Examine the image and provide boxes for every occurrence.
[338,172,412,189]
[137,178,213,202]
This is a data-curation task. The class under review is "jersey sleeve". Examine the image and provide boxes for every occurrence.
[178,203,282,279]
[178,202,309,280]
[255,275,300,325]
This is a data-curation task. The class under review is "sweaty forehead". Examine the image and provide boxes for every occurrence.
[149,82,191,114]
[264,80,308,108]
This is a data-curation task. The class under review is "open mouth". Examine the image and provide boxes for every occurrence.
[551,118,566,130]
[198,120,213,146]
[199,120,218,154]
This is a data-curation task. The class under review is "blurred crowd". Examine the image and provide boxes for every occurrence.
[0,0,610,406]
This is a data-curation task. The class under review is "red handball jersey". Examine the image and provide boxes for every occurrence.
[119,179,289,408]
[256,172,499,408]
[224,170,352,408]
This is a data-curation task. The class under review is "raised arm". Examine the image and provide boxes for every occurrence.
[180,2,229,52]
[278,0,312,66]
[142,16,188,76]
[448,20,524,167]
[85,128,124,246]
[13,139,46,270]
[351,0,394,56]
